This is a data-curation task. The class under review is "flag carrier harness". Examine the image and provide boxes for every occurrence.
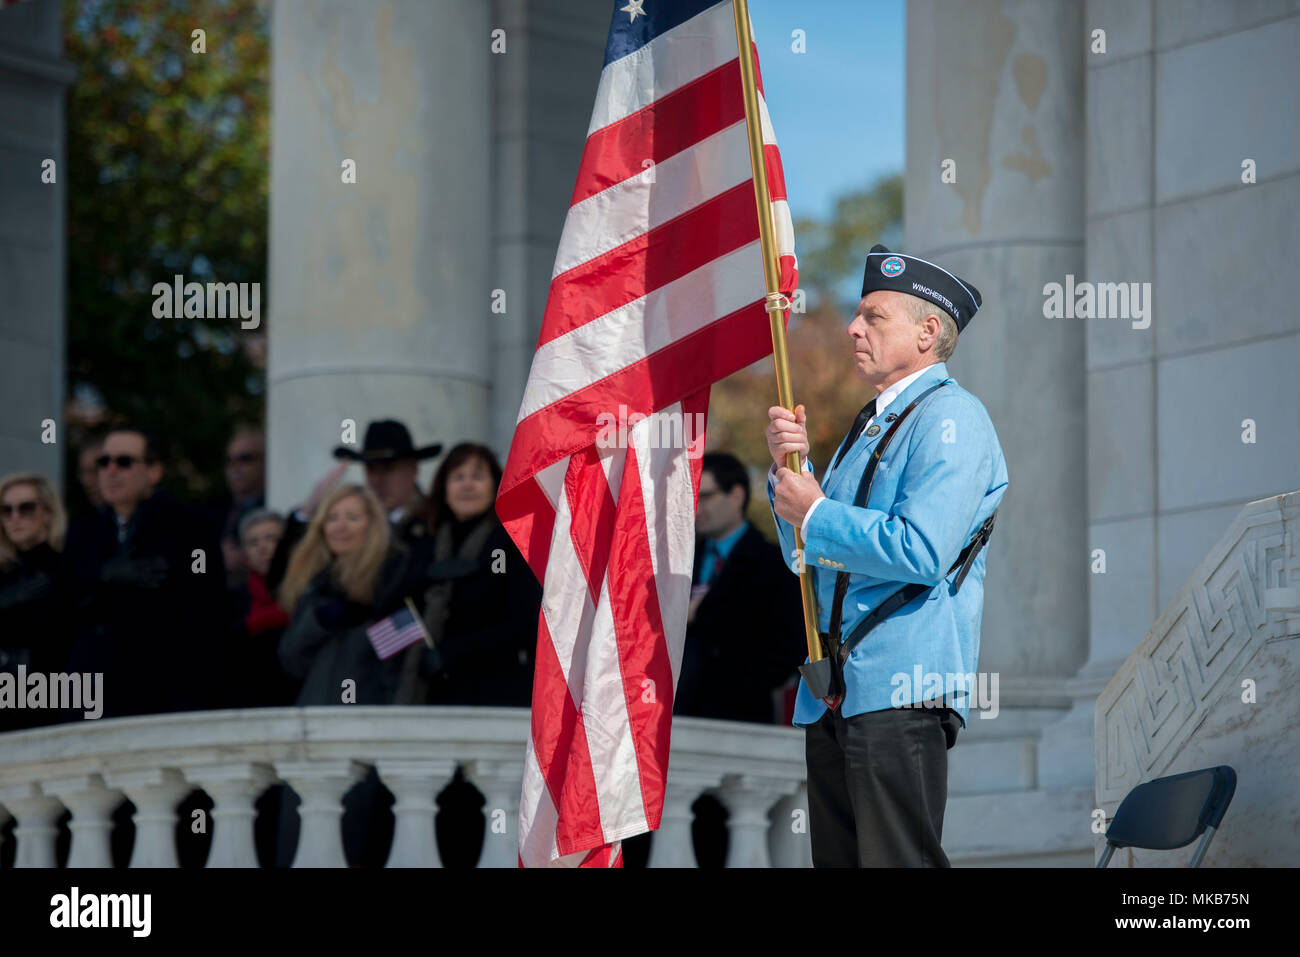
[797,380,998,709]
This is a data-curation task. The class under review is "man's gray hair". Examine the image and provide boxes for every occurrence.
[238,508,285,545]
[906,296,959,362]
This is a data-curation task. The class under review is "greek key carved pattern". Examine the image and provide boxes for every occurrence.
[1096,494,1299,806]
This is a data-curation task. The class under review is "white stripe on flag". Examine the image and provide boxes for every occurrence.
[552,121,752,278]
[523,240,764,418]
[586,2,737,135]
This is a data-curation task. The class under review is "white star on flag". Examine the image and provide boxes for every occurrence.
[621,1,646,24]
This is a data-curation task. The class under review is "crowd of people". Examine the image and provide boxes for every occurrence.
[0,416,805,865]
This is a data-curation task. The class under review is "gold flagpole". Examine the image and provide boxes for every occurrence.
[731,0,824,667]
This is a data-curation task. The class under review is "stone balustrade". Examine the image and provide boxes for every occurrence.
[0,707,810,868]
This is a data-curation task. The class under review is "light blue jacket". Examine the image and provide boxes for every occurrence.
[767,361,1008,728]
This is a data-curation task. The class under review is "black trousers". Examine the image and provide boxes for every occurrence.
[805,705,958,867]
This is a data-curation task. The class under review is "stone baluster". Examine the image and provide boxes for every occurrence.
[186,763,277,868]
[375,759,457,868]
[106,768,191,868]
[767,781,812,868]
[646,771,721,868]
[717,774,789,868]
[276,760,366,868]
[464,759,523,868]
[0,782,63,868]
[42,773,122,868]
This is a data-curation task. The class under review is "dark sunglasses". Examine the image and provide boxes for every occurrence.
[226,452,261,465]
[1,501,40,518]
[96,454,143,470]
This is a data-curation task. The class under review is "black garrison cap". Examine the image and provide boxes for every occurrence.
[860,244,983,332]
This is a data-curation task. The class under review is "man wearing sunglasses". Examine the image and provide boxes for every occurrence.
[61,425,227,718]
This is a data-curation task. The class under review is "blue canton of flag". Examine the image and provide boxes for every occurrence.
[365,605,427,660]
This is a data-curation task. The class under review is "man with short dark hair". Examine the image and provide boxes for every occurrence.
[61,424,227,717]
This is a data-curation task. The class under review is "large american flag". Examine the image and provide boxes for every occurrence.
[498,0,797,868]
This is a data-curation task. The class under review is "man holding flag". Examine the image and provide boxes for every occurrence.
[497,0,798,867]
[767,245,1009,867]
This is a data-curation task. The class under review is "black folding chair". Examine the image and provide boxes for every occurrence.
[1097,765,1237,868]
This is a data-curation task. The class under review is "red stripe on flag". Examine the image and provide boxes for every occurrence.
[604,398,708,829]
[529,613,607,854]
[764,144,788,202]
[500,300,775,505]
[564,446,618,603]
[570,59,746,207]
[496,474,558,583]
[540,183,760,347]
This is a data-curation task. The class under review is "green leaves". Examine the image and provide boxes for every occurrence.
[64,0,270,500]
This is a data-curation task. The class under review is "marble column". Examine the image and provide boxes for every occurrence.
[646,771,722,869]
[767,783,813,868]
[106,768,191,868]
[464,758,523,868]
[376,758,457,868]
[42,773,122,868]
[717,775,790,869]
[0,0,74,486]
[906,0,1088,775]
[186,762,277,868]
[0,782,62,868]
[276,760,366,868]
[267,0,494,506]
[487,0,611,454]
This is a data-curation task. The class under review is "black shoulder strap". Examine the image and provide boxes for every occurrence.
[823,380,999,664]
[825,381,949,644]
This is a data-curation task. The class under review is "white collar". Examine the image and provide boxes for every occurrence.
[874,364,937,420]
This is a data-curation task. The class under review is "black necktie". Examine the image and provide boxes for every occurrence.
[831,398,876,472]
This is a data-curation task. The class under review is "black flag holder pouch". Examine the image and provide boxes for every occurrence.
[796,380,999,718]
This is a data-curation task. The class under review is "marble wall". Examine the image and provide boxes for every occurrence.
[1085,0,1300,701]
[0,0,73,484]
[266,0,610,506]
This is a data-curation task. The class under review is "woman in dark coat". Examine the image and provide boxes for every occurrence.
[0,473,67,732]
[396,443,541,708]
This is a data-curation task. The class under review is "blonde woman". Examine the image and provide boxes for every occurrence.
[277,483,411,706]
[1,472,67,731]
[275,483,414,867]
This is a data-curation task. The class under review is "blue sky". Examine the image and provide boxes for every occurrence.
[748,0,904,222]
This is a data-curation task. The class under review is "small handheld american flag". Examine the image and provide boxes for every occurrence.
[365,598,432,660]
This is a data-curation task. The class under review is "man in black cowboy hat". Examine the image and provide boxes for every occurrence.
[264,419,443,595]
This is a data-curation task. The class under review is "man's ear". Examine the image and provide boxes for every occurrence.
[146,461,164,489]
[729,484,747,511]
[919,313,941,351]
